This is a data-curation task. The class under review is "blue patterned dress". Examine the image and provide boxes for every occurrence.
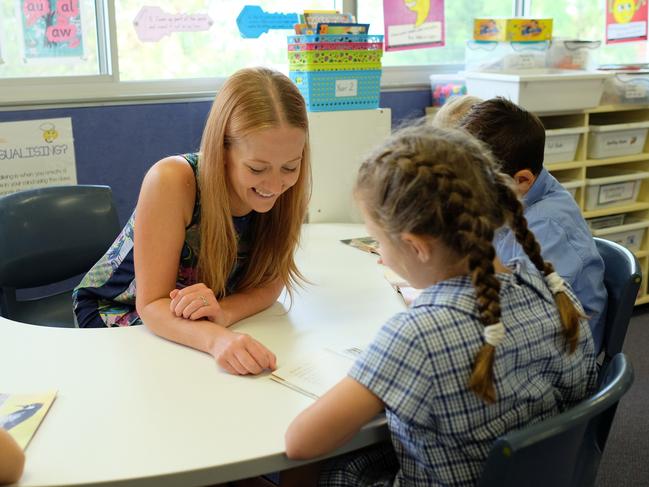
[73,153,252,328]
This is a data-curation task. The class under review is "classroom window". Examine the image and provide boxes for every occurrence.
[359,0,514,66]
[0,0,102,79]
[528,0,649,64]
[115,0,339,81]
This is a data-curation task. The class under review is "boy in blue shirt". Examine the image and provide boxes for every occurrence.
[461,97,607,352]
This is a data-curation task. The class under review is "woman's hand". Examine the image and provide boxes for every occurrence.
[169,283,227,325]
[210,327,277,375]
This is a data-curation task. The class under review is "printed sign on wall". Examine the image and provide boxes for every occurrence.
[606,0,648,43]
[383,0,445,51]
[133,6,214,42]
[0,118,77,196]
[21,0,84,60]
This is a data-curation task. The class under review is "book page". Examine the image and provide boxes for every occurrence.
[0,390,57,449]
[271,348,361,399]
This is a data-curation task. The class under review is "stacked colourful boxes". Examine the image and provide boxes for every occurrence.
[288,34,384,112]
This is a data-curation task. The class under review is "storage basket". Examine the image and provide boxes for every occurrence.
[288,34,383,112]
[591,218,649,252]
[584,168,649,210]
[288,40,383,51]
[587,121,649,159]
[290,70,381,112]
[288,34,384,44]
[288,49,383,71]
[544,126,586,164]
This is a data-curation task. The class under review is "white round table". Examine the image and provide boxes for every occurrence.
[1,224,404,486]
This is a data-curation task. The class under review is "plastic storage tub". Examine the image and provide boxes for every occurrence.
[584,168,649,210]
[557,178,584,197]
[591,218,649,252]
[600,71,649,105]
[587,121,649,159]
[429,74,466,106]
[465,40,549,72]
[547,39,600,70]
[544,126,586,163]
[587,213,626,229]
[464,69,612,112]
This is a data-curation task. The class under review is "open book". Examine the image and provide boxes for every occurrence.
[270,347,363,399]
[0,390,57,449]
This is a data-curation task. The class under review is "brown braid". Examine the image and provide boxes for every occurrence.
[355,125,509,403]
[493,173,583,353]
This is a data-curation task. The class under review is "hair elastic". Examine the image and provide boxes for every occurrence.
[545,272,567,295]
[484,322,505,347]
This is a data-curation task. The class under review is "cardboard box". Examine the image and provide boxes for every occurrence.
[473,18,553,42]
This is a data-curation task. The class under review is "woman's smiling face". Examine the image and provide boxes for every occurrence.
[225,125,305,216]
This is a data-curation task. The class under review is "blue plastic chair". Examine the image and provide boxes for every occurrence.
[478,353,634,487]
[0,185,120,328]
[594,237,642,368]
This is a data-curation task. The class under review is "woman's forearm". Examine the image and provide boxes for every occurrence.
[139,299,227,354]
[218,278,285,326]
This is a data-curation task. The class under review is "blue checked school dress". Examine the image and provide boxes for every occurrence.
[72,153,252,328]
[319,260,598,487]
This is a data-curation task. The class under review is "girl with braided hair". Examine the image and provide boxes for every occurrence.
[284,125,597,487]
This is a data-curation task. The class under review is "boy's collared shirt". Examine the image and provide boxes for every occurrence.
[494,168,608,352]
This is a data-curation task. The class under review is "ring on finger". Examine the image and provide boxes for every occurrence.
[199,295,209,307]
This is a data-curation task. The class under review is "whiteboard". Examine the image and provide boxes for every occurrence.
[307,109,392,223]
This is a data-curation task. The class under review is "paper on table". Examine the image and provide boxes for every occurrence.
[270,347,363,399]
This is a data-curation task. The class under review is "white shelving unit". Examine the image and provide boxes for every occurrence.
[427,103,649,305]
[540,104,649,305]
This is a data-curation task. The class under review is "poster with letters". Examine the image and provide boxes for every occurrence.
[0,118,77,196]
[20,0,84,60]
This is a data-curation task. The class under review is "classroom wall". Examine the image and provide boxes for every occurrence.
[0,89,431,224]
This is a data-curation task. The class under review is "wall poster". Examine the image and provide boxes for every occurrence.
[0,118,77,196]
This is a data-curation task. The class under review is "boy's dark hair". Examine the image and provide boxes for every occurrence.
[460,97,545,176]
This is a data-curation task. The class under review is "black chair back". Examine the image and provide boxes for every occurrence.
[0,185,120,327]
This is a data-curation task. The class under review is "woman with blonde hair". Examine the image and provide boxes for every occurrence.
[74,67,310,375]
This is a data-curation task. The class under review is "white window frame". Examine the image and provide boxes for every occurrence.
[0,0,527,108]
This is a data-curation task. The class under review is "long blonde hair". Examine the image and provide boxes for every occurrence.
[355,125,583,403]
[198,67,310,299]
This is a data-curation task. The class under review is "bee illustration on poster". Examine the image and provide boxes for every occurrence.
[20,0,84,61]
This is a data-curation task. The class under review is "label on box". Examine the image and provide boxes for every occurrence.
[504,53,539,70]
[625,84,647,99]
[545,139,567,153]
[335,79,358,97]
[598,181,636,205]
